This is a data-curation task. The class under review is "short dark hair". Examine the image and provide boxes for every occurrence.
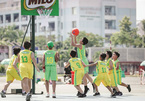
[82,37,88,45]
[114,51,120,58]
[70,50,77,57]
[107,51,112,58]
[24,41,31,49]
[100,53,106,61]
[13,47,21,55]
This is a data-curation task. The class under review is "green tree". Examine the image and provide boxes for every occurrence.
[140,20,145,47]
[111,16,141,47]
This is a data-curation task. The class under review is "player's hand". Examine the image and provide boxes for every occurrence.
[43,69,45,73]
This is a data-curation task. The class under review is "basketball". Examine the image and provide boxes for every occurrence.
[72,28,79,36]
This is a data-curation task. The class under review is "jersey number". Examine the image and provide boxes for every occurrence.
[76,63,81,68]
[21,56,28,63]
[47,57,53,64]
[102,68,106,73]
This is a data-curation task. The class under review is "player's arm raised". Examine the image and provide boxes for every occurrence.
[70,33,82,49]
[31,52,40,72]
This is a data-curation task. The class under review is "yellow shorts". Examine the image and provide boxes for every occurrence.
[93,73,111,87]
[74,70,84,86]
[20,64,33,79]
[6,68,21,82]
[109,72,117,87]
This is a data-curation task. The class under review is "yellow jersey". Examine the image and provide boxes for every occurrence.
[19,49,32,65]
[69,58,84,71]
[96,60,108,74]
[8,55,19,69]
[106,58,116,74]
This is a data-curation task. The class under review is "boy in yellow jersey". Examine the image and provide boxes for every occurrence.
[112,52,131,92]
[64,50,87,98]
[86,53,116,98]
[42,41,59,98]
[13,41,40,101]
[70,34,94,95]
[1,47,25,98]
[106,51,122,96]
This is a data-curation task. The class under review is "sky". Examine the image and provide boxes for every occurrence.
[137,0,145,21]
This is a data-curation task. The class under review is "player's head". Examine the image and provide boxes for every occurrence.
[47,41,54,49]
[70,50,77,58]
[99,53,106,61]
[106,51,112,59]
[13,47,21,55]
[24,41,31,49]
[80,37,88,45]
[113,51,120,60]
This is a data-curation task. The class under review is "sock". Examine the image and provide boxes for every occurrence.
[84,86,88,90]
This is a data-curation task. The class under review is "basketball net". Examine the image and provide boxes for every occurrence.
[37,8,53,28]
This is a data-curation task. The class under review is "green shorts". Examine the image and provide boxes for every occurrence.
[116,71,122,85]
[82,58,89,74]
[45,65,57,81]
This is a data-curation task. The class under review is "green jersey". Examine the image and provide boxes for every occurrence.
[45,50,56,66]
[77,45,87,60]
[113,59,122,72]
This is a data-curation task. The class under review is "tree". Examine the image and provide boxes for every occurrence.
[111,16,141,47]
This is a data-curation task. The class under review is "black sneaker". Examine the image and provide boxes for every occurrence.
[127,85,131,92]
[26,93,31,101]
[115,91,123,96]
[111,93,116,98]
[22,92,26,96]
[1,90,6,98]
[93,92,100,96]
[113,88,117,94]
[77,91,81,96]
[78,93,86,98]
[84,87,89,95]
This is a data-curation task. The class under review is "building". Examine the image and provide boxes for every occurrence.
[0,0,136,43]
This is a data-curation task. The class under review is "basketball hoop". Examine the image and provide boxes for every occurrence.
[37,8,53,28]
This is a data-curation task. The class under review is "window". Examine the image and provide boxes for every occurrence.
[72,21,76,28]
[61,22,63,29]
[5,14,11,23]
[22,25,27,31]
[15,26,19,30]
[105,6,116,15]
[0,15,3,24]
[72,7,77,15]
[21,15,28,21]
[105,34,111,43]
[14,13,19,22]
[105,20,116,29]
[49,22,55,31]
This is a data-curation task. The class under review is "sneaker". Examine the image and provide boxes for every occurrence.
[93,92,100,96]
[77,91,81,96]
[115,91,123,96]
[1,90,6,98]
[127,85,131,92]
[22,92,26,96]
[78,93,86,98]
[84,87,89,95]
[111,93,116,98]
[46,93,50,98]
[26,93,31,101]
[113,88,117,94]
[52,93,56,98]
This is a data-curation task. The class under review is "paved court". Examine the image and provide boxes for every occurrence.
[0,76,145,101]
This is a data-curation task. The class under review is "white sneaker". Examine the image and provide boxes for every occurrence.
[46,93,50,98]
[52,93,56,98]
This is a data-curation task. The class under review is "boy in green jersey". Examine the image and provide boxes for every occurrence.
[112,52,131,92]
[70,34,94,95]
[64,50,87,98]
[42,41,59,98]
